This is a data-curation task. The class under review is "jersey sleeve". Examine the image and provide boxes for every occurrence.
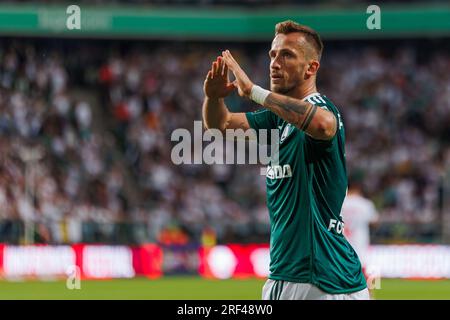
[245,109,279,145]
[246,108,278,130]
[305,104,341,151]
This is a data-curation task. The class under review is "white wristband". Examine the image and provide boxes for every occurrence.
[250,85,270,105]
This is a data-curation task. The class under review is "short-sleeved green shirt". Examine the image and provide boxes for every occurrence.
[246,93,366,294]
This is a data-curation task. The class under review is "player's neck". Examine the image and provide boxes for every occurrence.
[289,82,318,101]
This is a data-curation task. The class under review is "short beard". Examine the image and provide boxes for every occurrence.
[271,84,296,95]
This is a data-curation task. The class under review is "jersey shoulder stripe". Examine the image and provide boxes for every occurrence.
[306,93,332,113]
[308,95,327,105]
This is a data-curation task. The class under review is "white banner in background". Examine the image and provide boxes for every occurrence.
[3,244,450,279]
[365,245,450,278]
[204,244,450,279]
[82,245,135,279]
[207,245,238,279]
[3,246,75,278]
[250,247,270,277]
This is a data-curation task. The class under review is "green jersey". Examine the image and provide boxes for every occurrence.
[246,92,366,294]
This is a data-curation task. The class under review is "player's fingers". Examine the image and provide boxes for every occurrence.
[224,50,239,70]
[221,51,232,69]
[217,57,225,75]
[225,50,236,62]
[206,70,212,80]
[226,50,240,68]
[227,50,241,70]
[224,64,230,79]
[216,60,222,75]
[212,61,219,77]
[222,62,228,77]
[210,61,215,76]
[223,50,231,60]
[221,50,229,61]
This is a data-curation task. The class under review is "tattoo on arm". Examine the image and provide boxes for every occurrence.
[300,105,318,130]
[264,93,318,130]
[265,94,310,116]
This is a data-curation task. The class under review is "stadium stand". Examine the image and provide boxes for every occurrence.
[0,38,449,245]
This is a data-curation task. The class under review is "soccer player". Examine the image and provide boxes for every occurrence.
[341,179,379,269]
[202,20,369,300]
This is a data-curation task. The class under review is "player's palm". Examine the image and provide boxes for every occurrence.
[221,50,254,99]
[204,57,235,99]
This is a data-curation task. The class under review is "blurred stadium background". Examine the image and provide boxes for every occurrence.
[0,0,450,299]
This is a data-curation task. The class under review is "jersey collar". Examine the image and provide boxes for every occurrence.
[302,92,320,101]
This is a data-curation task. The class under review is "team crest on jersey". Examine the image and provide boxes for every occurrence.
[279,123,293,143]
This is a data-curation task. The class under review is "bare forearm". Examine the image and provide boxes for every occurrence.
[263,92,336,140]
[202,97,230,131]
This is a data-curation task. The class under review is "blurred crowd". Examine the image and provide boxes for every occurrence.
[321,44,450,241]
[0,38,449,245]
[0,41,131,244]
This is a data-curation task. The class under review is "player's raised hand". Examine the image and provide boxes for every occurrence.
[221,50,254,99]
[203,56,235,99]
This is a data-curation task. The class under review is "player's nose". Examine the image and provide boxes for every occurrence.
[270,57,281,70]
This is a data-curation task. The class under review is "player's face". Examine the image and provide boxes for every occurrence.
[269,33,310,94]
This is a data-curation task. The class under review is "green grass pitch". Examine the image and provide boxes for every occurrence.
[0,277,449,300]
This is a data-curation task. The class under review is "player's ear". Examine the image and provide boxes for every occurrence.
[306,60,320,77]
